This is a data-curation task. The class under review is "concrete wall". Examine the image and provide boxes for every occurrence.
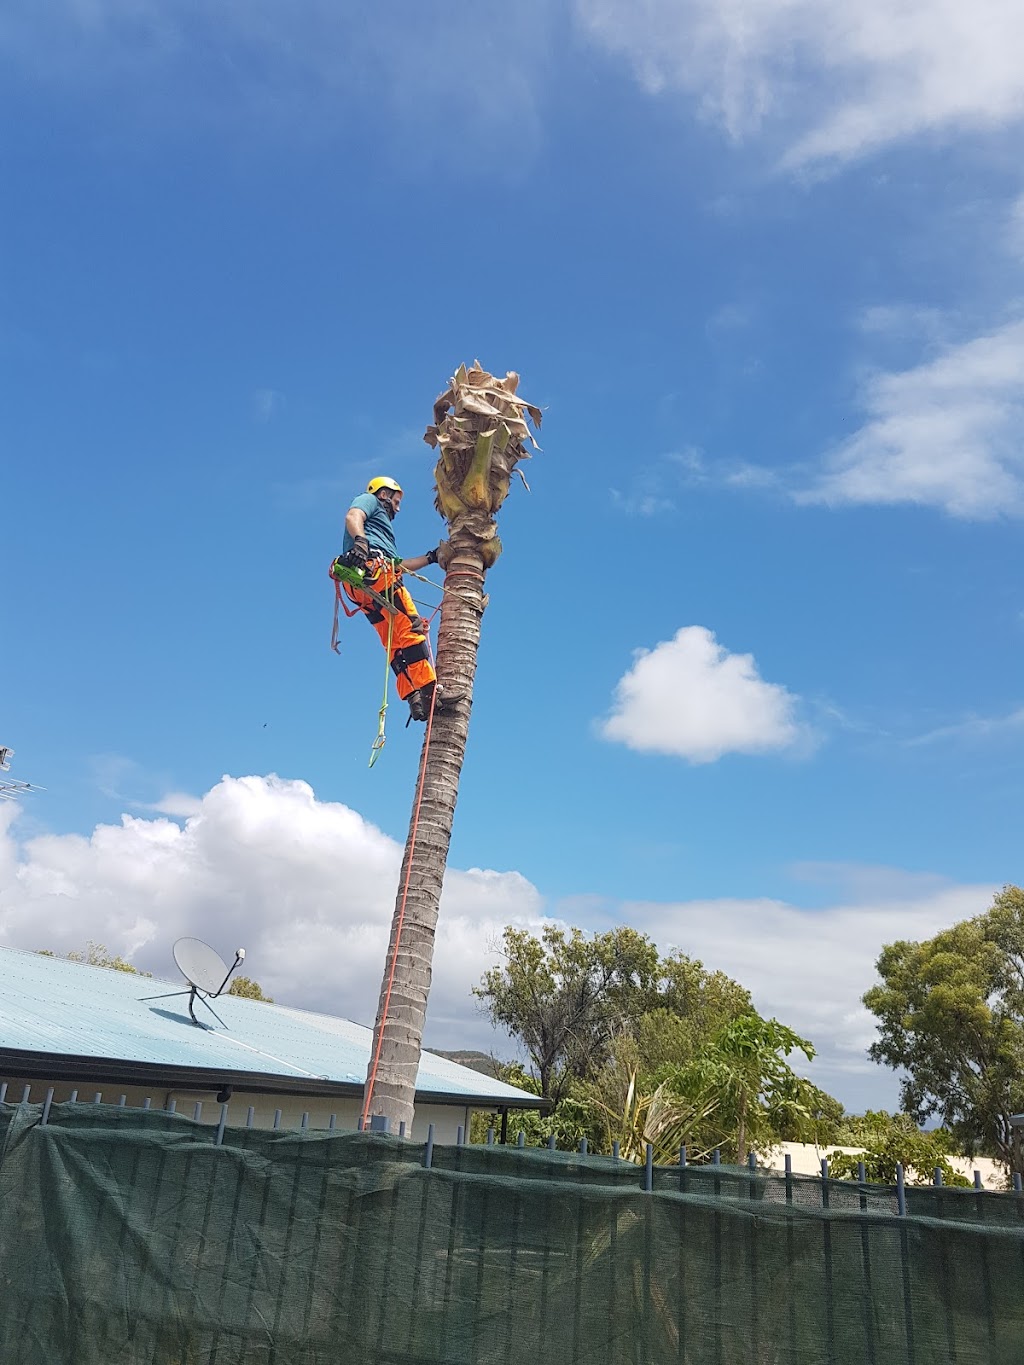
[0,1076,472,1145]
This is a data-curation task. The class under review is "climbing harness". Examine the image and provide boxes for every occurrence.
[329,557,442,766]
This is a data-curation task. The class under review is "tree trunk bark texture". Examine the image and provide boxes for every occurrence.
[362,539,486,1133]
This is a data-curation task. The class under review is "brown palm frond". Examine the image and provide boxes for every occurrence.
[424,361,542,563]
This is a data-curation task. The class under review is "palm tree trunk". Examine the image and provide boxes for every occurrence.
[361,539,486,1133]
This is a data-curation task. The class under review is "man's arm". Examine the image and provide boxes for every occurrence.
[399,553,432,572]
[345,506,367,539]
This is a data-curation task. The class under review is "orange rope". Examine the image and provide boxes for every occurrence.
[360,636,440,1129]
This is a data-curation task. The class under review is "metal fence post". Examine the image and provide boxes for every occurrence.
[424,1123,435,1169]
[644,1144,653,1192]
[215,1103,228,1146]
[369,1115,389,1134]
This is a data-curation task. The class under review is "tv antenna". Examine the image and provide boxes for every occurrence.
[143,937,246,1027]
[0,746,44,802]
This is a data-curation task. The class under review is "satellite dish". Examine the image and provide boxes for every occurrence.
[174,938,233,996]
[142,937,246,1028]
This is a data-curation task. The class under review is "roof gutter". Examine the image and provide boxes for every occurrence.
[0,1048,548,1110]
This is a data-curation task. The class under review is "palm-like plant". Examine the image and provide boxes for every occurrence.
[361,364,541,1134]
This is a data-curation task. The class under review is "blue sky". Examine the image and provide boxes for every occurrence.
[2,0,1023,1112]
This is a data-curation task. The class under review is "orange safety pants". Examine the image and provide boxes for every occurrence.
[343,560,436,701]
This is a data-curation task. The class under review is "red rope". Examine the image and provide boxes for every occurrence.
[360,635,440,1129]
[330,576,360,653]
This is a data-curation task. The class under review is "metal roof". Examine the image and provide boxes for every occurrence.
[0,946,542,1108]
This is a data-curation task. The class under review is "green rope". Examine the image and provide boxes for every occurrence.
[368,591,395,769]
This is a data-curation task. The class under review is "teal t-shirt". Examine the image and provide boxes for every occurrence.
[343,492,399,560]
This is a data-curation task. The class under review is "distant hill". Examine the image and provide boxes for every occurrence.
[432,1049,503,1079]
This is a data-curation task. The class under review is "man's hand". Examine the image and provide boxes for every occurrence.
[425,546,440,566]
[343,535,370,570]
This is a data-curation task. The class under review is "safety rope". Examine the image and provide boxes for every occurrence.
[368,607,394,768]
[360,630,440,1129]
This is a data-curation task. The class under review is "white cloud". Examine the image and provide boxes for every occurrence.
[574,0,1024,166]
[0,784,1000,1109]
[623,878,996,1106]
[600,626,806,762]
[0,775,545,1047]
[906,706,1024,746]
[799,319,1024,518]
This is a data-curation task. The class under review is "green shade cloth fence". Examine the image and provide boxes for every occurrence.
[2,1101,1024,1364]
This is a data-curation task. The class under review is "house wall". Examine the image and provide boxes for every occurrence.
[0,1076,472,1144]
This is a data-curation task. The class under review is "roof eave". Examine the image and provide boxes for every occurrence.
[0,1049,548,1110]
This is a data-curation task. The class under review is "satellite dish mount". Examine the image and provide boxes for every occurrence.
[143,938,246,1028]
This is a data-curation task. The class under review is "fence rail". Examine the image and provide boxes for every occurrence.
[1,1081,1020,1200]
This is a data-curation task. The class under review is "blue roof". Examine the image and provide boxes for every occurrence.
[0,946,540,1107]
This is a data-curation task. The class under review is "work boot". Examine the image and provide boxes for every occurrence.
[435,682,466,710]
[406,688,430,723]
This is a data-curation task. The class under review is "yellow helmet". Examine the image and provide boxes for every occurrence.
[367,476,403,496]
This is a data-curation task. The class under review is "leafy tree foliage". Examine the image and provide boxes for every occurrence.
[864,885,1024,1168]
[826,1111,970,1186]
[227,975,274,1002]
[475,926,662,1102]
[477,926,837,1162]
[672,1012,821,1162]
[38,942,152,977]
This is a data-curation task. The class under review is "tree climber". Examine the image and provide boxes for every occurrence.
[333,476,461,723]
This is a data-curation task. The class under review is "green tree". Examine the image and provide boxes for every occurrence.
[475,925,661,1102]
[469,1063,605,1151]
[39,942,152,976]
[676,1012,819,1162]
[864,885,1024,1169]
[826,1111,970,1186]
[227,975,274,1002]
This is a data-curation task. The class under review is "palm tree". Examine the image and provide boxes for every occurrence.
[361,363,541,1134]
